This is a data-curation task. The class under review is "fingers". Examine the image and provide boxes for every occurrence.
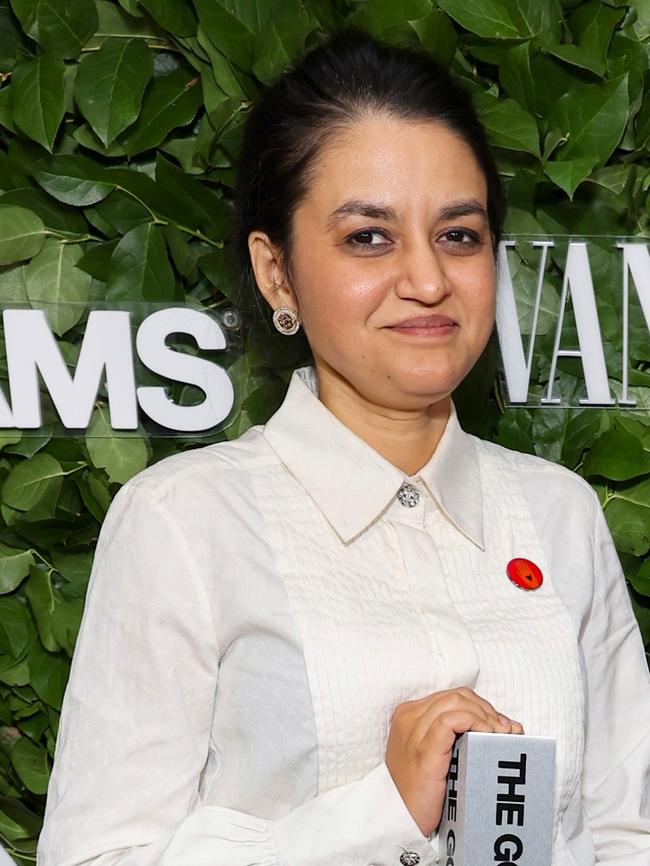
[385,687,526,837]
[405,687,522,732]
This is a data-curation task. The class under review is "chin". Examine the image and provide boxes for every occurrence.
[392,365,464,396]
[376,376,456,410]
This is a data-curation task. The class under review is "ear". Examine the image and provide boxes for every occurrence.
[247,231,299,312]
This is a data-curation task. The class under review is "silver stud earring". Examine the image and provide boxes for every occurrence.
[272,306,300,335]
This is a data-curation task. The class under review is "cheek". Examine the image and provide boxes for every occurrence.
[299,260,387,323]
[455,259,496,317]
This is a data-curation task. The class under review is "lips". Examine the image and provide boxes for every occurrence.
[389,314,457,328]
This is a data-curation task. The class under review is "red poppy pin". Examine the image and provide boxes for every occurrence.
[506,558,543,591]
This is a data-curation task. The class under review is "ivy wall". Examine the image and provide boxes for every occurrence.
[0,0,648,860]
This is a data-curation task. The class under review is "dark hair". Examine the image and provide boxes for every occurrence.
[232,27,506,307]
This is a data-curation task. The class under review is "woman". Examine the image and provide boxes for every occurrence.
[38,28,650,866]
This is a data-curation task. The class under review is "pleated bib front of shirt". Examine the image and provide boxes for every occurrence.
[257,400,585,864]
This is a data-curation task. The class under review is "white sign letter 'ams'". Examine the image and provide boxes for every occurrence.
[1,308,235,432]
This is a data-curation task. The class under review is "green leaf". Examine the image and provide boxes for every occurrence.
[137,0,197,36]
[0,187,88,234]
[473,91,540,156]
[0,544,35,595]
[75,469,111,522]
[0,85,15,134]
[154,153,231,238]
[25,567,82,654]
[0,263,28,303]
[24,240,91,336]
[194,0,263,71]
[163,225,200,278]
[0,795,41,843]
[34,154,114,206]
[91,189,151,234]
[105,222,175,301]
[499,42,535,113]
[583,428,650,481]
[604,497,650,556]
[73,122,128,158]
[628,0,650,41]
[74,37,154,146]
[52,549,92,592]
[5,427,53,459]
[35,155,226,238]
[630,558,650,597]
[0,597,36,660]
[585,163,631,196]
[629,572,650,598]
[195,27,252,101]
[610,476,650,511]
[437,0,540,39]
[543,1,624,78]
[549,74,629,165]
[11,735,50,794]
[26,641,68,710]
[196,246,237,299]
[507,256,560,337]
[11,53,66,152]
[122,68,202,156]
[76,239,120,281]
[0,7,31,72]
[88,0,160,48]
[543,157,597,198]
[1,453,65,512]
[350,0,431,34]
[0,430,23,451]
[0,655,31,684]
[18,710,50,742]
[85,405,148,484]
[561,410,602,468]
[0,206,46,266]
[409,9,457,64]
[9,0,99,60]
[252,0,310,84]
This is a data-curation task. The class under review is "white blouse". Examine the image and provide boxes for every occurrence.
[37,364,650,866]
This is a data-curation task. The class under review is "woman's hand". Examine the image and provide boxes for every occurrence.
[384,687,524,838]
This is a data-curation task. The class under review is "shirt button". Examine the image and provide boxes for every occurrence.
[400,853,420,865]
[397,483,420,508]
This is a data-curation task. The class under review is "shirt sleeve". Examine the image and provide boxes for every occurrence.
[581,497,650,863]
[36,480,437,866]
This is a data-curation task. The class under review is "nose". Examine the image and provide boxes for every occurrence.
[395,238,450,304]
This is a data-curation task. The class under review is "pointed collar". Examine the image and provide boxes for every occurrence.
[262,365,484,548]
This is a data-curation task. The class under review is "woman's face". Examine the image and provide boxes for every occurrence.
[261,112,497,411]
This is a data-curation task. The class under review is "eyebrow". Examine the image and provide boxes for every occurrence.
[325,198,489,228]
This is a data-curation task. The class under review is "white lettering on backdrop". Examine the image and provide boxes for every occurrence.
[1,307,234,432]
[495,239,650,408]
[0,239,649,433]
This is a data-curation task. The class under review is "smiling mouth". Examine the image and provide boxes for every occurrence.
[387,316,458,330]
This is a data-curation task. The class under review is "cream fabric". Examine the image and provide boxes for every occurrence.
[37,365,650,866]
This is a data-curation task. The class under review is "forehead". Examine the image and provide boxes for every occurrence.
[299,112,487,219]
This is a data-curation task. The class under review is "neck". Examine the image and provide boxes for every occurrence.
[313,361,452,476]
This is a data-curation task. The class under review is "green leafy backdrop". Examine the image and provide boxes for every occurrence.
[0,0,648,859]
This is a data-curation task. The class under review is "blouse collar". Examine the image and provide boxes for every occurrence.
[263,365,484,549]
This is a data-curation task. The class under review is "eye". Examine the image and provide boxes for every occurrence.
[345,228,391,248]
[439,228,482,249]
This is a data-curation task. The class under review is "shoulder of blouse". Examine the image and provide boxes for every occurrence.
[115,423,275,504]
[470,433,600,514]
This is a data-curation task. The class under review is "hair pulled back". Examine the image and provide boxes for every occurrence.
[232,27,506,300]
